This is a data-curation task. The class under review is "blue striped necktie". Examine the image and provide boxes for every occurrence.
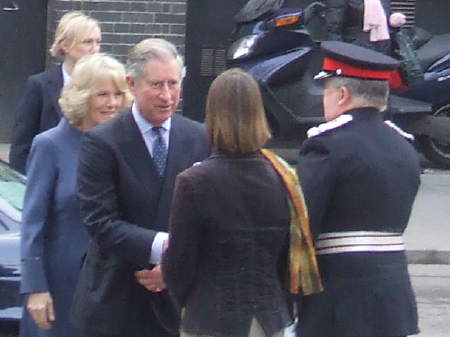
[152,126,167,176]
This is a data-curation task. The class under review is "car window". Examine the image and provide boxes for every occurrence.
[0,181,25,212]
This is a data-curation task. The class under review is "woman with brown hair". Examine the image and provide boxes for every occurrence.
[162,68,322,337]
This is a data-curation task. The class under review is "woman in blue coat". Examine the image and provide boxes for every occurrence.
[20,53,132,337]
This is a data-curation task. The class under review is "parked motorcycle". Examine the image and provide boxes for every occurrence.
[227,0,450,168]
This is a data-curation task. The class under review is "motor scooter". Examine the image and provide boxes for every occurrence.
[227,0,450,168]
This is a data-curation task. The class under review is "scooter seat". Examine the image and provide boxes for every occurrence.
[416,33,450,71]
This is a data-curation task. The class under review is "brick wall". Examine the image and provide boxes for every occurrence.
[47,0,187,63]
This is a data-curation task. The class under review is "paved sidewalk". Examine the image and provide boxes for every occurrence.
[409,264,450,337]
[405,171,450,264]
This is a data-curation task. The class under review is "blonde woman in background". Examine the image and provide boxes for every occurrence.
[20,53,131,337]
[10,11,102,174]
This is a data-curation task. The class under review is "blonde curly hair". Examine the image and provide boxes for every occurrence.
[59,53,133,126]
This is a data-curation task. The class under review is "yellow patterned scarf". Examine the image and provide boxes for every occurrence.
[261,149,323,295]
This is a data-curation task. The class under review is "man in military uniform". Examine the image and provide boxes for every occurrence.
[296,41,420,337]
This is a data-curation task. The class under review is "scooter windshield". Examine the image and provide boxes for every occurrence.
[234,0,285,23]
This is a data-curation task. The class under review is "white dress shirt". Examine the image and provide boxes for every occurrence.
[62,63,71,86]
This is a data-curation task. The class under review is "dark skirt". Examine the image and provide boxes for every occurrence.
[298,252,419,337]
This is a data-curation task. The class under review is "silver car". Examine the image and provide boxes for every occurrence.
[0,160,25,336]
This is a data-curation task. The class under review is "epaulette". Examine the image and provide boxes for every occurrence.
[384,120,415,141]
[307,114,353,138]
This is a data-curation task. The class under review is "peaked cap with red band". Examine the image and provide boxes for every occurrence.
[314,41,399,81]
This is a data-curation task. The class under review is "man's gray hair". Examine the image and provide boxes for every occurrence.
[126,38,184,80]
[327,77,389,109]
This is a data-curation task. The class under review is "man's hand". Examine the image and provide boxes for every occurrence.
[134,264,166,292]
[163,237,169,252]
[27,292,55,330]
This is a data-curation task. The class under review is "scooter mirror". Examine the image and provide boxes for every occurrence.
[303,1,326,25]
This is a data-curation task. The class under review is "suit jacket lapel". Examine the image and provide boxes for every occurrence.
[45,65,63,116]
[119,111,160,194]
[157,115,193,218]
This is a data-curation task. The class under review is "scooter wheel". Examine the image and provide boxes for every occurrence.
[416,104,450,169]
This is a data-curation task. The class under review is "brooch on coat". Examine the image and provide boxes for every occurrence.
[307,114,353,138]
[384,120,415,141]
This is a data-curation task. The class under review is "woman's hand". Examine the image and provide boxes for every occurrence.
[27,292,55,330]
[134,264,167,292]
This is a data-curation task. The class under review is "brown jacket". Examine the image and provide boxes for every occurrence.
[163,151,293,337]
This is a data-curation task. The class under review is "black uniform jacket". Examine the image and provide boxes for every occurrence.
[71,111,209,337]
[163,152,293,337]
[9,65,63,174]
[296,107,420,337]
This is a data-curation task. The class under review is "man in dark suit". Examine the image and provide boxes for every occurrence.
[296,42,420,337]
[71,38,210,337]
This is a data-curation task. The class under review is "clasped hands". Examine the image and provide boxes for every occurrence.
[135,264,166,293]
[135,237,169,293]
